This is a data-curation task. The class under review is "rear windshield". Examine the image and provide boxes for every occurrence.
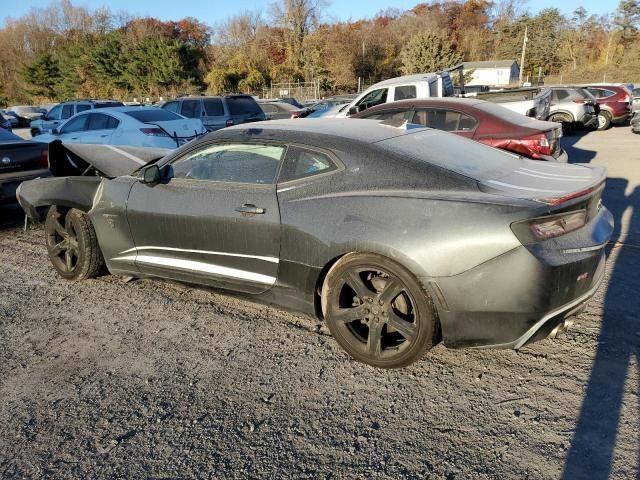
[95,102,124,108]
[0,129,21,141]
[227,96,262,115]
[125,110,182,122]
[380,129,520,181]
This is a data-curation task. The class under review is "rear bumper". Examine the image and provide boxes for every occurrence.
[0,168,51,204]
[428,206,613,349]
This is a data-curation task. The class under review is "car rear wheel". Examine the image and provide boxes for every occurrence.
[597,111,612,131]
[549,113,572,135]
[45,206,105,280]
[322,253,438,369]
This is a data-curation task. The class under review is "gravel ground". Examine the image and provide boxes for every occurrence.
[0,127,639,479]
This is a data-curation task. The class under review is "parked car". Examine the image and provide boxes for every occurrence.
[298,95,357,118]
[33,107,206,149]
[631,87,640,111]
[160,95,266,132]
[17,119,612,368]
[583,85,632,130]
[259,101,307,120]
[354,98,567,162]
[305,103,349,118]
[30,100,124,137]
[545,87,599,132]
[6,106,46,127]
[469,87,552,121]
[631,111,640,133]
[0,128,49,204]
[277,97,305,109]
[1,110,19,129]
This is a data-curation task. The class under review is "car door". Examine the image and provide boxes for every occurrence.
[201,97,227,131]
[82,113,119,144]
[56,113,89,143]
[179,99,202,120]
[124,141,284,294]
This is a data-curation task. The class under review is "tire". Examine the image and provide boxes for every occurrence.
[597,111,612,131]
[549,113,572,135]
[322,253,438,369]
[45,206,105,280]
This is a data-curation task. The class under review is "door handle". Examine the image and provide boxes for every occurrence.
[100,134,109,138]
[235,204,265,214]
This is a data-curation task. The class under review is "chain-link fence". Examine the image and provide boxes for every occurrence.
[262,82,321,102]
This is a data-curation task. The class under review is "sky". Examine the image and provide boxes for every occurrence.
[0,0,615,27]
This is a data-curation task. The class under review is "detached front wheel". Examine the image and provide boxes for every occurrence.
[323,253,438,369]
[45,206,105,280]
[597,111,612,131]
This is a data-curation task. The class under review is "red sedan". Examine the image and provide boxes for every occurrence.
[584,85,632,130]
[353,98,567,162]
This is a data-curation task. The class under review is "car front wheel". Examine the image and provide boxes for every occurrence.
[597,111,612,130]
[322,253,438,369]
[45,206,105,280]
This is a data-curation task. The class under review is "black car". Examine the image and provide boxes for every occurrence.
[161,95,266,132]
[16,119,613,368]
[0,129,50,204]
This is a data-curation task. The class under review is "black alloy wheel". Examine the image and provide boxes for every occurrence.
[45,206,105,280]
[323,253,438,368]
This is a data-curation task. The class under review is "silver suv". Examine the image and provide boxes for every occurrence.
[30,100,124,136]
[161,95,266,131]
[546,88,598,133]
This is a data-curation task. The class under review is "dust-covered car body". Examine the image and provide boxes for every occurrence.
[17,119,613,358]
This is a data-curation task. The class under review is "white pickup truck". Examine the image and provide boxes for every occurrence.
[332,71,550,121]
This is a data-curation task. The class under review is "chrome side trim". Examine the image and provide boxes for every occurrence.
[118,246,279,264]
[111,254,276,285]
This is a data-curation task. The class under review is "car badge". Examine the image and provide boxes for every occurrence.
[1,157,10,165]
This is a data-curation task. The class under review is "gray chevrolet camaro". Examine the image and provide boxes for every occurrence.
[17,119,613,368]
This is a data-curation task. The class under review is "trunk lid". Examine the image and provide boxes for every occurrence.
[0,141,47,173]
[148,119,205,143]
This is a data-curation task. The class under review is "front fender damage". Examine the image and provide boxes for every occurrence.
[16,176,103,222]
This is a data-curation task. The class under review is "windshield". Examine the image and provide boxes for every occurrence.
[125,109,183,122]
[380,128,522,181]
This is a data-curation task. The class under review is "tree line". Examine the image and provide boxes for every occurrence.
[0,0,638,106]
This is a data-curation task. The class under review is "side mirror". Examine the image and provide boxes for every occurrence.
[141,164,161,184]
[348,106,359,116]
[52,128,59,135]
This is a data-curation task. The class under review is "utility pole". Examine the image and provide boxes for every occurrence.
[519,26,528,86]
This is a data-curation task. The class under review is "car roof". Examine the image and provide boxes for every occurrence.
[369,73,443,89]
[222,118,428,144]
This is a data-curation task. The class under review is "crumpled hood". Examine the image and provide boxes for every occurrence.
[49,141,171,178]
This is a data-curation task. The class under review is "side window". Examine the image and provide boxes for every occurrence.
[180,100,202,118]
[203,98,224,116]
[363,110,410,122]
[394,85,417,101]
[356,88,388,110]
[171,143,285,184]
[60,114,88,134]
[411,109,476,132]
[261,104,277,114]
[61,104,74,119]
[76,104,91,113]
[87,113,119,130]
[555,90,570,101]
[47,105,62,120]
[163,101,179,113]
[279,146,337,182]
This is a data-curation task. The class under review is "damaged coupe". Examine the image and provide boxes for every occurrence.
[16,119,613,368]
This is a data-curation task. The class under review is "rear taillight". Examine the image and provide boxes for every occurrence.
[519,132,554,158]
[620,95,630,103]
[140,127,168,137]
[39,149,48,168]
[225,119,234,127]
[511,210,587,244]
[291,111,304,119]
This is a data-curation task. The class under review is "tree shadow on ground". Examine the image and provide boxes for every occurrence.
[562,177,640,479]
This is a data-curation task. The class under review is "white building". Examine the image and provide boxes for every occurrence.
[463,60,520,86]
